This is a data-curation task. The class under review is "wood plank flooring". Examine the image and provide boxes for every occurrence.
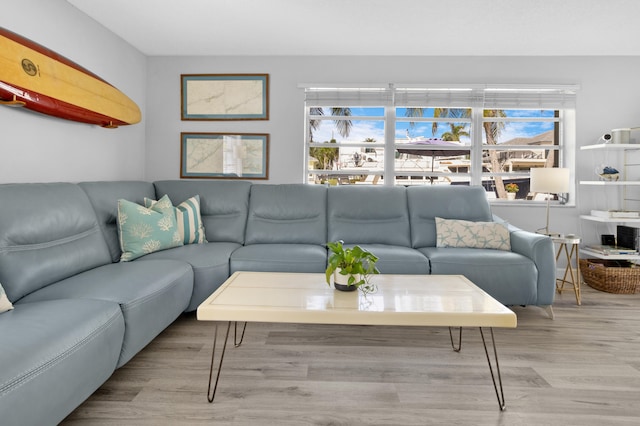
[61,285,640,425]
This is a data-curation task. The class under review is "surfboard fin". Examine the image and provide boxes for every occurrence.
[0,95,27,107]
[102,121,119,129]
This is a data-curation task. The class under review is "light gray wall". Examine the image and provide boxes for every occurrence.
[3,1,640,240]
[147,55,640,235]
[0,0,147,183]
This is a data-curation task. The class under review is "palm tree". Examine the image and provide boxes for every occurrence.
[483,110,507,198]
[309,107,353,142]
[309,138,339,182]
[431,108,471,136]
[431,108,508,197]
[441,123,470,141]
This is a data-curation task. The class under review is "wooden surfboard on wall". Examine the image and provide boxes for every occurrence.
[0,27,141,128]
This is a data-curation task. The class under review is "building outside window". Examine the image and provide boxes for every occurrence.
[303,84,577,204]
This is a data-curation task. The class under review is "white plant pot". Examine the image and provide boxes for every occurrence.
[334,268,361,291]
[506,192,516,200]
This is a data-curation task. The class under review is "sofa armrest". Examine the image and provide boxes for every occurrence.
[494,215,556,306]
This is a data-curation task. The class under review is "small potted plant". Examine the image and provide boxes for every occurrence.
[325,240,379,293]
[505,183,519,200]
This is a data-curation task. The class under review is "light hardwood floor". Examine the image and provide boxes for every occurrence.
[61,284,640,425]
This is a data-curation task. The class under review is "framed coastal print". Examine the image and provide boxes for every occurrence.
[180,132,269,179]
[181,74,269,120]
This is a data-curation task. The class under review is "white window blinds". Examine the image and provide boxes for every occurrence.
[482,85,578,109]
[302,84,578,109]
[303,85,392,107]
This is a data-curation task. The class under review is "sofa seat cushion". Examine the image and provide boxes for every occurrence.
[18,260,193,367]
[0,299,124,426]
[141,242,240,312]
[345,244,430,275]
[419,247,538,306]
[231,244,327,274]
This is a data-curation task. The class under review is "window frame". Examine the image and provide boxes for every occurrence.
[303,84,577,205]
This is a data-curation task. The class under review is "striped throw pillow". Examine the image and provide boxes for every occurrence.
[145,195,206,245]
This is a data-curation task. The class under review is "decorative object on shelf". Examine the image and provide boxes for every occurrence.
[598,133,613,144]
[181,74,269,120]
[530,167,570,236]
[325,240,379,294]
[612,128,631,144]
[596,165,620,181]
[0,27,141,128]
[505,183,518,200]
[180,132,269,179]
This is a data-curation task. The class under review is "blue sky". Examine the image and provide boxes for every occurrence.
[311,107,555,144]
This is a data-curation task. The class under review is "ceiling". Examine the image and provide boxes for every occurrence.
[67,0,640,56]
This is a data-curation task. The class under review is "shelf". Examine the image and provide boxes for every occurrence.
[580,215,640,223]
[580,180,640,186]
[581,143,640,151]
[580,247,640,261]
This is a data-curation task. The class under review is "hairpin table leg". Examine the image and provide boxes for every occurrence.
[448,326,462,352]
[207,321,231,403]
[234,322,248,347]
[479,327,506,411]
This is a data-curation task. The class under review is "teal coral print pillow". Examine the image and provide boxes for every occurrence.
[145,195,206,245]
[0,282,13,314]
[117,195,183,261]
[435,217,511,251]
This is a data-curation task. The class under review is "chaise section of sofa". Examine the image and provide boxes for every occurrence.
[0,298,124,426]
[0,182,194,425]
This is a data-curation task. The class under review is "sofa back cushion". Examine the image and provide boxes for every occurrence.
[245,184,327,245]
[407,185,493,248]
[79,181,157,263]
[327,186,411,246]
[0,183,112,301]
[153,180,251,244]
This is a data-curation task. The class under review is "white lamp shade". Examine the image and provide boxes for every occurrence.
[530,168,570,193]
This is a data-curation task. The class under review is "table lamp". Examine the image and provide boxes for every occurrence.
[530,167,570,236]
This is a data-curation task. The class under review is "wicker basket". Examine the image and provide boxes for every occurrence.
[579,258,640,294]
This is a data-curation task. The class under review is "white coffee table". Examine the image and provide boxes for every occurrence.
[197,271,517,410]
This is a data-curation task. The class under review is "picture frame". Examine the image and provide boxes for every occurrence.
[180,132,269,179]
[180,74,269,120]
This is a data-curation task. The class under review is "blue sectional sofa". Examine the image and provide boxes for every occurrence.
[0,181,555,425]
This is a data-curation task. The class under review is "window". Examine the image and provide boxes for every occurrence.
[303,84,577,203]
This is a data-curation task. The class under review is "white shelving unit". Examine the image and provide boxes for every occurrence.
[580,143,640,261]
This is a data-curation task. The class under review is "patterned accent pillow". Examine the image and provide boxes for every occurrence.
[435,217,511,251]
[0,282,13,314]
[145,195,206,245]
[117,194,183,261]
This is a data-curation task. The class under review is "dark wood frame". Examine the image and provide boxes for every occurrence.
[180,132,269,180]
[180,74,269,120]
